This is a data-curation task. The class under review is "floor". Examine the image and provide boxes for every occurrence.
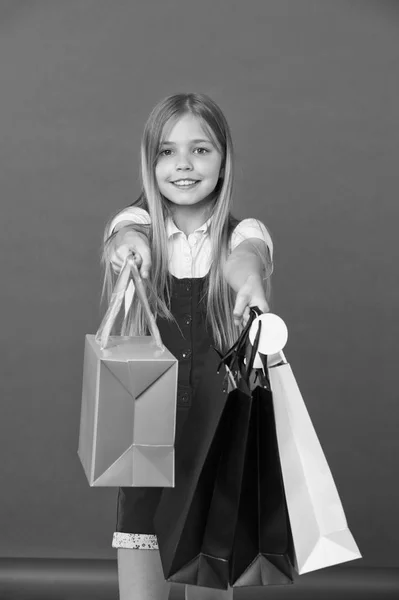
[0,560,398,600]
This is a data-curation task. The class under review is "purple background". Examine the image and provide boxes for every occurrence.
[0,0,397,565]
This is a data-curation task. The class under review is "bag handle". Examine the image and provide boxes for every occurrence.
[245,318,272,389]
[215,306,260,373]
[95,254,164,351]
[215,306,264,387]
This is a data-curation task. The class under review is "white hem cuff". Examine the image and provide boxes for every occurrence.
[112,532,159,550]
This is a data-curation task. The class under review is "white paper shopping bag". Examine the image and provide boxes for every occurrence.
[269,357,362,574]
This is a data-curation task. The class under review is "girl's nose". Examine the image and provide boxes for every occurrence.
[175,153,193,170]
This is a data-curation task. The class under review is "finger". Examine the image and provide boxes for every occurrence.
[117,245,144,269]
[126,254,140,269]
[242,306,251,326]
[110,251,123,272]
[233,291,250,326]
[249,299,270,314]
[135,241,152,279]
[115,245,134,263]
[110,261,122,274]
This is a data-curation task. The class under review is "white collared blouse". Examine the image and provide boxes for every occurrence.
[109,206,274,278]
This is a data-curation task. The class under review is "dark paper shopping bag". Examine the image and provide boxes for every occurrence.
[78,256,178,487]
[211,317,296,587]
[154,313,259,590]
[229,383,295,587]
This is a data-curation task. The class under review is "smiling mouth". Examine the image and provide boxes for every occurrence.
[171,180,200,188]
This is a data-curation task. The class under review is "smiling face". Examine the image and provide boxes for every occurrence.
[155,113,223,211]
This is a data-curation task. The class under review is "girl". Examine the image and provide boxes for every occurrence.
[101,93,274,600]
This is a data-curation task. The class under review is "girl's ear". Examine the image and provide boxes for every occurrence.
[219,167,225,179]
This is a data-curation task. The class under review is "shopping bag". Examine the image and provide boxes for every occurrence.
[268,354,362,574]
[78,255,178,487]
[155,311,295,589]
[229,383,296,587]
[224,321,296,588]
[154,312,260,590]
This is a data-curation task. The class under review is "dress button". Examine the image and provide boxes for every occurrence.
[181,349,192,360]
[177,390,190,407]
[183,314,192,326]
[185,280,192,292]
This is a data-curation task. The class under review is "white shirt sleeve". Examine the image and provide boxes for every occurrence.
[108,206,151,237]
[230,218,274,261]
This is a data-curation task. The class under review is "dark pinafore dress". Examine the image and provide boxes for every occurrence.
[112,273,214,549]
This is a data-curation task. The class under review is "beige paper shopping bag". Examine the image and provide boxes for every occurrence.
[78,256,178,487]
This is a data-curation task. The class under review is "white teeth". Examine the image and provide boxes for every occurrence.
[173,180,198,186]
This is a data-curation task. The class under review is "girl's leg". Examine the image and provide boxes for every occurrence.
[185,584,233,600]
[118,548,171,600]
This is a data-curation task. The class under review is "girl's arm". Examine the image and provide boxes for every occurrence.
[223,237,272,326]
[108,206,151,237]
[105,207,152,275]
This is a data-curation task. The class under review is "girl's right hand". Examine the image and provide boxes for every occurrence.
[110,227,152,279]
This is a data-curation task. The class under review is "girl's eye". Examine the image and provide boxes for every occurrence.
[158,147,210,157]
[194,147,209,154]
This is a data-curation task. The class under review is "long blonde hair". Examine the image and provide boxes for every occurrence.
[101,93,273,352]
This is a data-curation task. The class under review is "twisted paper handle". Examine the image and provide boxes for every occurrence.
[95,255,164,351]
[215,307,288,391]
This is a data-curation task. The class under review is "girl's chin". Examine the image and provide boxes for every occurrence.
[162,194,210,206]
[161,187,217,208]
[166,199,208,208]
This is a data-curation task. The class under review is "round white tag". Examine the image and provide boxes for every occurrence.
[248,313,288,354]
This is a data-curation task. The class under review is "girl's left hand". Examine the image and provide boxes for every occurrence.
[233,274,269,327]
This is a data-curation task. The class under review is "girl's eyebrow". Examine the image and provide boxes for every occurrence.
[161,138,212,145]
